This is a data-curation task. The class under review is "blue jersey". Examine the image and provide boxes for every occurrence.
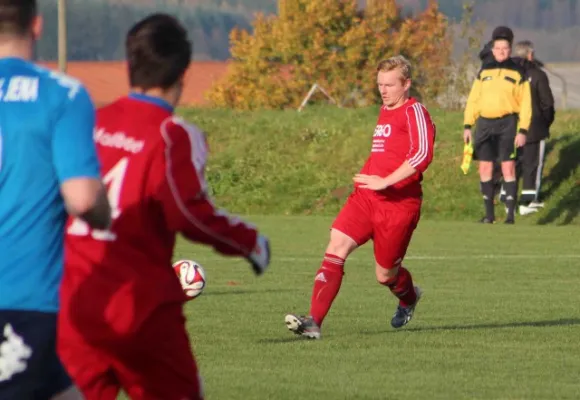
[0,58,101,312]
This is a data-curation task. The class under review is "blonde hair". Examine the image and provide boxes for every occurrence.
[514,40,534,58]
[376,55,412,81]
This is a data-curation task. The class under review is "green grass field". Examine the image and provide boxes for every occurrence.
[167,216,580,400]
[180,106,580,224]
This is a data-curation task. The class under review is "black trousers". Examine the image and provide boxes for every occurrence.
[517,139,546,203]
[498,140,546,204]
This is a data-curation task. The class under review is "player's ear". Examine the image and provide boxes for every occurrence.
[32,16,43,40]
[164,77,185,108]
[404,79,412,92]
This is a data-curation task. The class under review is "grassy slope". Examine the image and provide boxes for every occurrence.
[179,106,580,225]
[172,216,580,400]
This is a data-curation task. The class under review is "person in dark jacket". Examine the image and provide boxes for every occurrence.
[512,40,555,215]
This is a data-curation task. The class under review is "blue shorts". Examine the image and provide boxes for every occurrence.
[0,310,72,400]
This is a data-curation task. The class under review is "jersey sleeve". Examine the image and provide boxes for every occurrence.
[405,103,436,173]
[516,76,532,134]
[155,118,258,257]
[52,84,101,183]
[464,76,482,128]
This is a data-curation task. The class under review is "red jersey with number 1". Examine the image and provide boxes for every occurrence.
[357,97,436,208]
[61,95,258,338]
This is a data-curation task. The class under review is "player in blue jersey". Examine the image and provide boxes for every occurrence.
[0,0,111,398]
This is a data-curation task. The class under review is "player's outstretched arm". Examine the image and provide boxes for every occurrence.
[52,80,111,229]
[155,119,271,275]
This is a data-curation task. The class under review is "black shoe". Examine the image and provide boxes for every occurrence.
[391,287,422,329]
[504,217,515,224]
[479,217,495,224]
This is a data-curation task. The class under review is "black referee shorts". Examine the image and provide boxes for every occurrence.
[474,114,518,162]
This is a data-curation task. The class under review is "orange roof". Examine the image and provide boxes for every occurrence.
[39,61,230,107]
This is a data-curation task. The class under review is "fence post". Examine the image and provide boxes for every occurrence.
[58,0,67,73]
[298,83,338,112]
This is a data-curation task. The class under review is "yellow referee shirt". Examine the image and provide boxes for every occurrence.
[464,59,532,134]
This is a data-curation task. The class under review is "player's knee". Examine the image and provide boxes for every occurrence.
[501,161,516,180]
[327,229,357,259]
[478,161,493,180]
[375,262,400,284]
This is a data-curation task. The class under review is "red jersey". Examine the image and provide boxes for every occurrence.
[61,95,258,337]
[358,98,436,207]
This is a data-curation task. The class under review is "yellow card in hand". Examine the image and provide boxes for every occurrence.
[461,142,473,175]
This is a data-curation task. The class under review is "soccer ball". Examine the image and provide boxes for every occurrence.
[173,259,206,299]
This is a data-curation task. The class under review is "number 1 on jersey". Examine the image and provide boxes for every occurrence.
[67,157,129,241]
[102,157,128,220]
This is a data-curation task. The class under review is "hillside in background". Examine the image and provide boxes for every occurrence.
[37,0,252,61]
[36,0,580,61]
[179,106,580,224]
[132,0,580,29]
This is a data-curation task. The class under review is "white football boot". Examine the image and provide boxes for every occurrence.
[284,314,321,339]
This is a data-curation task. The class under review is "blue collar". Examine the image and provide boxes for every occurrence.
[0,57,29,65]
[128,92,174,113]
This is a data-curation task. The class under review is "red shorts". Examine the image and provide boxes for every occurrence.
[58,304,203,400]
[332,189,420,269]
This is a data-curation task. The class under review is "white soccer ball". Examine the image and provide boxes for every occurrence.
[172,259,207,299]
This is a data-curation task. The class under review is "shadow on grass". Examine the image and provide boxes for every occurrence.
[360,318,580,335]
[534,135,580,225]
[255,318,580,344]
[257,337,307,344]
[205,288,298,296]
[541,135,580,200]
[538,183,580,225]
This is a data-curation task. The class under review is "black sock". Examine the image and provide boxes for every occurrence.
[480,180,495,220]
[504,180,517,219]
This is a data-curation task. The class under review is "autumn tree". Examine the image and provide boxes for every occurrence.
[437,2,485,110]
[207,0,452,110]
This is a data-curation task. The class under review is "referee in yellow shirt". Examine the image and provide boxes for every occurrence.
[463,27,532,224]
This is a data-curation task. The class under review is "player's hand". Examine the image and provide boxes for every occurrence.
[248,234,271,276]
[515,133,526,148]
[463,129,472,144]
[353,174,389,191]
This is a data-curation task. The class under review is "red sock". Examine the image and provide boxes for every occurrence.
[382,266,417,307]
[309,253,345,326]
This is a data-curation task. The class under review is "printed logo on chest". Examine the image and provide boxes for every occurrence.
[373,124,392,138]
[372,124,392,152]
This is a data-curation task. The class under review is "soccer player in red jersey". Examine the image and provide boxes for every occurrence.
[57,14,271,400]
[285,55,436,339]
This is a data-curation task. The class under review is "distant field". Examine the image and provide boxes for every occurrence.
[545,63,580,109]
[160,216,580,400]
[180,106,580,225]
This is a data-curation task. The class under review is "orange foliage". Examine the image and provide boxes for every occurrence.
[207,0,451,109]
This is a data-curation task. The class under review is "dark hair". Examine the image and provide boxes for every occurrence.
[126,14,192,90]
[491,26,514,44]
[0,0,36,36]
